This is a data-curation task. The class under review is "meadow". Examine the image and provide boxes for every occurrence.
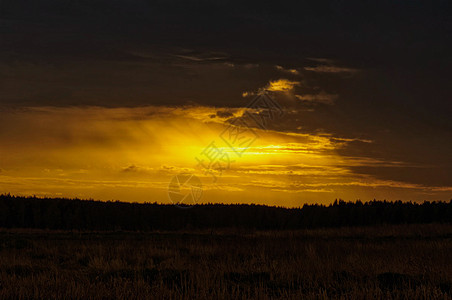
[1,224,451,299]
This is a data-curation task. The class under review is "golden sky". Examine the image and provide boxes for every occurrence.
[1,81,450,207]
[1,1,451,206]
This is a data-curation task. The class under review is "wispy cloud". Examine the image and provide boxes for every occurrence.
[173,50,229,62]
[295,92,338,105]
[305,57,336,64]
[275,65,299,75]
[242,79,300,97]
[1,105,449,206]
[304,65,358,73]
[266,79,300,92]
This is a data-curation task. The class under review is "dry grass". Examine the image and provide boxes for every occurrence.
[0,224,451,299]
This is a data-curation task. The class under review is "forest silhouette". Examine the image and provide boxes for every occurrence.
[1,195,451,230]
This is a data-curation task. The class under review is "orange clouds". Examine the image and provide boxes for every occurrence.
[266,79,300,92]
[0,105,450,207]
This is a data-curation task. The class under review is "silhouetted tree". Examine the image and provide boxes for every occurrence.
[0,194,451,231]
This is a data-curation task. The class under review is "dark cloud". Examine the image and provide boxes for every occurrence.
[295,92,338,105]
[304,65,358,73]
[216,110,235,118]
[1,0,451,192]
[122,165,140,173]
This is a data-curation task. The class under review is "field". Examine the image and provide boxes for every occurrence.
[1,224,451,299]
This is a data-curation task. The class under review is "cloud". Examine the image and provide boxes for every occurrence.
[243,63,259,69]
[232,173,452,194]
[304,57,358,73]
[266,79,300,92]
[215,110,235,118]
[275,65,299,75]
[295,92,338,105]
[122,165,141,172]
[1,104,450,205]
[305,57,336,64]
[304,65,358,73]
[122,165,162,174]
[241,142,338,155]
[241,79,300,97]
[173,50,229,62]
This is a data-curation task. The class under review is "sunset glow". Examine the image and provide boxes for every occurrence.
[1,0,451,207]
[1,2,452,299]
[1,102,450,207]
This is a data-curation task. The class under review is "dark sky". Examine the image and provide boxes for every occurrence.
[0,0,451,203]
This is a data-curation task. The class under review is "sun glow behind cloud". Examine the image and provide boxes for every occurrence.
[0,105,450,207]
[266,79,300,92]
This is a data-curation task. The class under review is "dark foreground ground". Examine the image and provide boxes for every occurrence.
[0,224,451,299]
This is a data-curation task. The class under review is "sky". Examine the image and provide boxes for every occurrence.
[0,0,451,207]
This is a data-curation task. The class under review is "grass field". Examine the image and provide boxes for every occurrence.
[1,224,451,299]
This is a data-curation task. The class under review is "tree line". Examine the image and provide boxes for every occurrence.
[0,195,451,230]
